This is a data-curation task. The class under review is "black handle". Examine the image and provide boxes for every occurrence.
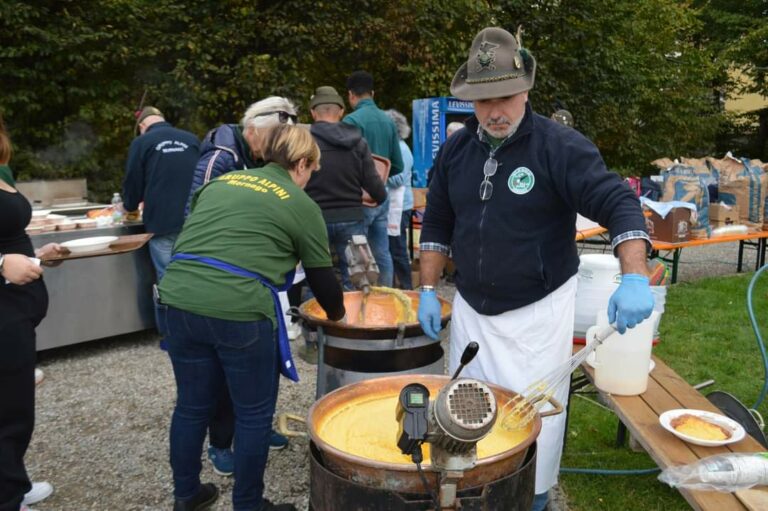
[286,307,303,319]
[451,341,480,380]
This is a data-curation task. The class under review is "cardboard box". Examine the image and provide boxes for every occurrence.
[709,203,739,225]
[645,207,693,243]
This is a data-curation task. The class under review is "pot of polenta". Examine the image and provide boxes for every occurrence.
[296,289,451,339]
[308,374,557,493]
[293,290,453,397]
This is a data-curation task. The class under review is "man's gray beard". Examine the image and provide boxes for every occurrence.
[481,116,524,140]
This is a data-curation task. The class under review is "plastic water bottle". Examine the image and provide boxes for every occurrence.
[111,192,124,224]
[659,453,768,492]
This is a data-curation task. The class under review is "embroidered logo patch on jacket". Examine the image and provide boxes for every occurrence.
[508,167,535,195]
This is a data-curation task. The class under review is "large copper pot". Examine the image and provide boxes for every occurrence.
[307,374,562,493]
[294,290,451,339]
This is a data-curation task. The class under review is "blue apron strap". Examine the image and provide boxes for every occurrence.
[170,253,300,382]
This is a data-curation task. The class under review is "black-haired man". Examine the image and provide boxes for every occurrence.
[342,71,404,287]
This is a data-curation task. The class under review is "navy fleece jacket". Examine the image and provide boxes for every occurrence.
[421,103,647,315]
[123,122,200,235]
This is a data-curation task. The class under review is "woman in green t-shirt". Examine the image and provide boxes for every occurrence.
[159,124,345,511]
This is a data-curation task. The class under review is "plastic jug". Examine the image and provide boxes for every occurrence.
[588,309,660,396]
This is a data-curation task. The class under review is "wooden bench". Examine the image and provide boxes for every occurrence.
[575,354,768,510]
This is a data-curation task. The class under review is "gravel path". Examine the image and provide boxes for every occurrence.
[25,241,761,510]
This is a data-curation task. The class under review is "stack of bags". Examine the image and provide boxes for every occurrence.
[648,153,768,238]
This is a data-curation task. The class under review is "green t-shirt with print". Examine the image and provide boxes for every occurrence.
[159,163,332,323]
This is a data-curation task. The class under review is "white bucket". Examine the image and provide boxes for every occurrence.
[574,255,621,338]
[591,310,661,396]
[574,254,667,341]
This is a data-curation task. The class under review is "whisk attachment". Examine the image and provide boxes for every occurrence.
[499,324,617,431]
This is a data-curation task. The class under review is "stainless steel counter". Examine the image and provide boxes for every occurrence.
[30,223,156,351]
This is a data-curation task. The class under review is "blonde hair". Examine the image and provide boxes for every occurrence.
[0,114,11,165]
[241,96,298,130]
[261,124,320,171]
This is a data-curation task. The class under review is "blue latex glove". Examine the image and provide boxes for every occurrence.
[607,274,654,334]
[418,290,443,340]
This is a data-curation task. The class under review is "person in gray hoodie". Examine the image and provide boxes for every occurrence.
[306,86,387,289]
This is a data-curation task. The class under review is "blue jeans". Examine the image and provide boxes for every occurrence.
[363,196,393,287]
[163,305,279,510]
[148,232,178,281]
[388,209,412,289]
[150,232,177,343]
[531,491,548,511]
[326,219,365,290]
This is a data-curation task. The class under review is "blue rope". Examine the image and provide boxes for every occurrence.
[560,467,660,475]
[747,263,768,408]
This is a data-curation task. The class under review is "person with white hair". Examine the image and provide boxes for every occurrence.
[185,96,298,213]
[182,96,298,477]
[385,108,415,289]
[446,121,465,138]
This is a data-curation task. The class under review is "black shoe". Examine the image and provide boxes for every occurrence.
[261,498,297,511]
[173,483,219,511]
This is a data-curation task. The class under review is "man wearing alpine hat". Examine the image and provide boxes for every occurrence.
[417,27,654,510]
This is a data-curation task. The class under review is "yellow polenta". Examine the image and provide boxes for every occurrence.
[317,393,530,464]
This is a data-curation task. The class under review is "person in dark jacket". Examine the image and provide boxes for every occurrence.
[182,97,298,476]
[185,96,298,215]
[417,27,655,511]
[123,106,200,281]
[305,86,387,288]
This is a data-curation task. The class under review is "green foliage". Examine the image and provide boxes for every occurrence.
[0,0,737,198]
[690,0,768,159]
[495,0,722,175]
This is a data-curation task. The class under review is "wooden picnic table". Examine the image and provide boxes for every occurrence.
[652,231,768,283]
[577,353,768,510]
[575,227,768,283]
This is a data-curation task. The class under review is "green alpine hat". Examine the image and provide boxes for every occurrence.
[450,27,536,101]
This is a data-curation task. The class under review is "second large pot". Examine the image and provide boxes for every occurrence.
[308,374,562,493]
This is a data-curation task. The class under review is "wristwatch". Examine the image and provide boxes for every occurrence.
[419,285,436,293]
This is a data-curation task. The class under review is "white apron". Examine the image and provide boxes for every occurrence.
[449,276,577,494]
[386,185,406,236]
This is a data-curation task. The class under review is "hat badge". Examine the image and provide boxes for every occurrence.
[474,37,499,72]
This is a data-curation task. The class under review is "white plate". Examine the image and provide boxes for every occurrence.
[586,351,655,373]
[659,408,746,447]
[60,236,118,254]
[31,209,51,218]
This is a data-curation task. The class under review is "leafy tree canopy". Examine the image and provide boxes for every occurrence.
[0,0,749,199]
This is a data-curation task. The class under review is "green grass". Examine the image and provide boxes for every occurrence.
[560,271,768,510]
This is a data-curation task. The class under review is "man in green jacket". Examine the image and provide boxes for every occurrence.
[342,71,404,287]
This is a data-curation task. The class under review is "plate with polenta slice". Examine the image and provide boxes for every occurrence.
[659,409,746,447]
